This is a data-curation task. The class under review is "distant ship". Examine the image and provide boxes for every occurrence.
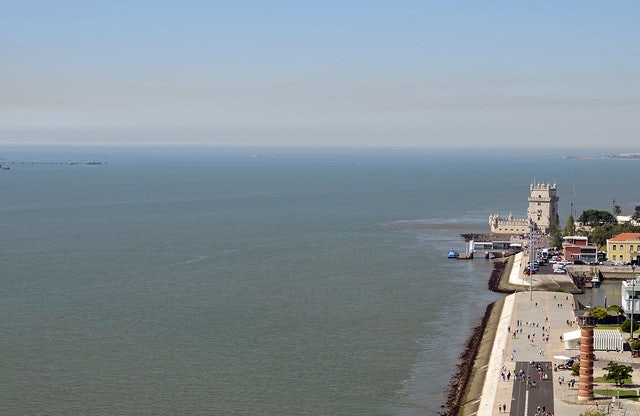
[69,160,103,165]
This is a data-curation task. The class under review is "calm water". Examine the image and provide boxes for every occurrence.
[1,148,638,415]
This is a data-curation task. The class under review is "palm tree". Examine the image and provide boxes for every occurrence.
[614,205,622,217]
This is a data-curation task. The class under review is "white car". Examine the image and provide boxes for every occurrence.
[553,268,566,274]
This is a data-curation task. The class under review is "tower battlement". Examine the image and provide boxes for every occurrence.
[489,182,559,235]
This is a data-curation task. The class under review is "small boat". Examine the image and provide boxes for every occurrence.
[447,249,459,259]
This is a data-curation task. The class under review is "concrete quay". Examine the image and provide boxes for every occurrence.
[468,252,640,416]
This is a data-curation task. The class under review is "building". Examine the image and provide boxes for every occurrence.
[563,236,597,264]
[527,183,559,234]
[562,328,624,351]
[489,183,559,235]
[606,232,640,264]
[488,212,531,235]
[621,278,640,317]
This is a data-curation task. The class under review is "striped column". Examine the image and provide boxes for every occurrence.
[577,309,596,401]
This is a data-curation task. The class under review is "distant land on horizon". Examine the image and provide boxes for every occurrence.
[562,152,640,160]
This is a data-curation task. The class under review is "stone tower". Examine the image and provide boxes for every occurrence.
[577,309,597,401]
[527,183,559,234]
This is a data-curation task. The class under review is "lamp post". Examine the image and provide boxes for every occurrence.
[529,224,534,301]
[633,267,637,340]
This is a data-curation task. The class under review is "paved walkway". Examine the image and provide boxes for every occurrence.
[476,254,640,415]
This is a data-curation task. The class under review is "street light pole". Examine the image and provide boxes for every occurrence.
[530,223,534,301]
[632,278,635,340]
[633,267,637,340]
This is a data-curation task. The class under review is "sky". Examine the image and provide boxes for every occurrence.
[1,1,639,150]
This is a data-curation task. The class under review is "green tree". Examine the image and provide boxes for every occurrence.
[607,304,623,314]
[621,318,639,334]
[549,222,563,251]
[633,205,640,221]
[579,210,617,226]
[630,339,640,351]
[591,306,608,322]
[589,224,615,249]
[571,362,580,377]
[564,215,576,236]
[603,361,633,386]
[615,223,640,234]
[614,205,622,216]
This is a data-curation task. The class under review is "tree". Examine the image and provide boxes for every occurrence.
[589,224,615,249]
[579,209,617,226]
[633,205,640,221]
[591,306,608,322]
[607,304,623,314]
[564,215,576,236]
[571,362,580,377]
[549,222,563,252]
[614,205,622,216]
[621,318,639,334]
[603,361,633,386]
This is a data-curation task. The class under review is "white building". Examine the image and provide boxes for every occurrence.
[621,278,640,317]
[562,329,624,351]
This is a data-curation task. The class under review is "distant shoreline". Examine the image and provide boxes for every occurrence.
[561,154,640,161]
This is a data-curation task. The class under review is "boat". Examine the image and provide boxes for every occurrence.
[457,252,474,260]
[447,249,459,259]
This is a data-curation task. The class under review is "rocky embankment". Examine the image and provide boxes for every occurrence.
[440,257,512,415]
[439,302,496,415]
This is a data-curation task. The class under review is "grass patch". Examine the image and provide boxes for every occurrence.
[594,375,633,385]
[595,325,622,330]
[594,389,639,401]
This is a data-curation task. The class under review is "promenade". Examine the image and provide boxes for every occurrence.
[474,252,640,416]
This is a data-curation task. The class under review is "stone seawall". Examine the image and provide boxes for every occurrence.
[440,257,510,415]
[440,300,501,415]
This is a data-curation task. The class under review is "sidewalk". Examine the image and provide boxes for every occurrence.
[478,289,640,415]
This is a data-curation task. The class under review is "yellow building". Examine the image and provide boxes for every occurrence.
[606,232,640,264]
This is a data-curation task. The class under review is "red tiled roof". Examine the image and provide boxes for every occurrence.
[609,233,640,242]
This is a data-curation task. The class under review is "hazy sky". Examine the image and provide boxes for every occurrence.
[2,1,639,150]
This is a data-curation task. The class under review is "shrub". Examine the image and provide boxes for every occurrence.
[621,318,640,334]
[572,362,580,376]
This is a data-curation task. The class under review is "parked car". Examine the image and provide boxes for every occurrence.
[553,268,566,274]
